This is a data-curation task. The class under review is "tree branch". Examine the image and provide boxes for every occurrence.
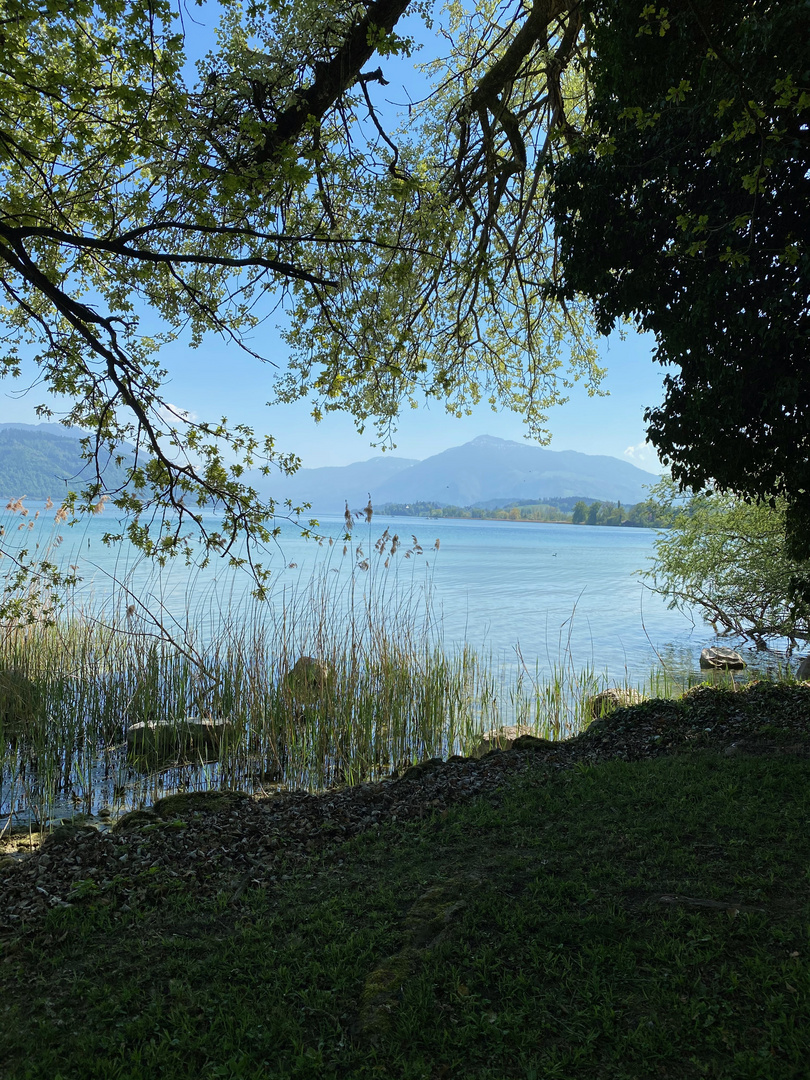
[253,0,413,164]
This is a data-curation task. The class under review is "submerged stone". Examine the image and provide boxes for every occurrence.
[699,646,746,670]
[126,717,234,764]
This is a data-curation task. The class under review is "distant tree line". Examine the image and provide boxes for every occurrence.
[570,499,671,528]
[378,496,671,528]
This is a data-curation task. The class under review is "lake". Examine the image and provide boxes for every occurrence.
[1,504,794,827]
[30,505,785,683]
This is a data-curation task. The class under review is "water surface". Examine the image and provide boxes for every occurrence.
[50,508,780,681]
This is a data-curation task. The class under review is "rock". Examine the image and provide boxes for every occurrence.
[126,717,234,762]
[471,724,535,757]
[398,757,445,781]
[699,646,746,670]
[0,669,40,740]
[112,810,160,833]
[284,656,333,706]
[585,687,644,721]
[511,734,556,752]
[795,656,810,681]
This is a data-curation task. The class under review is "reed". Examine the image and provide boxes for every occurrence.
[0,511,492,826]
[0,503,755,831]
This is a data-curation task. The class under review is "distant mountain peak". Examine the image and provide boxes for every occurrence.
[0,426,660,510]
[468,434,511,447]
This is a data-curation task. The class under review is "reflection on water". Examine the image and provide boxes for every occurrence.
[1,507,806,831]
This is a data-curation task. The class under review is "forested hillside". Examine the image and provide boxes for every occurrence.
[0,427,132,500]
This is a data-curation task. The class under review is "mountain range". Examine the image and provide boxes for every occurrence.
[254,434,659,510]
[0,427,659,509]
[0,424,132,500]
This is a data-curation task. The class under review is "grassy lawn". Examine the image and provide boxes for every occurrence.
[1,750,808,1079]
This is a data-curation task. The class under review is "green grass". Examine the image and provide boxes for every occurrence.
[1,750,808,1079]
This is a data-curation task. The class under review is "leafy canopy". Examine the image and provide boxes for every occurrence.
[643,478,810,645]
[0,0,599,586]
[549,0,809,548]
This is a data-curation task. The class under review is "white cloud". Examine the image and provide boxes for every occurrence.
[159,402,198,424]
[623,441,663,471]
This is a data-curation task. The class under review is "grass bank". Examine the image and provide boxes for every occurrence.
[1,742,808,1079]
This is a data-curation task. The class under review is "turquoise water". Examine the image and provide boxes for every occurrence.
[18,504,778,683]
[1,504,793,825]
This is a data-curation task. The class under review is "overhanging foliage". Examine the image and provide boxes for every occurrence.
[0,0,600,585]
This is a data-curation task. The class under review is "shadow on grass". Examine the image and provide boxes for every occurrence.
[1,750,808,1080]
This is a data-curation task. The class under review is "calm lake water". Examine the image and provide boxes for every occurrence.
[2,505,796,826]
[28,506,789,683]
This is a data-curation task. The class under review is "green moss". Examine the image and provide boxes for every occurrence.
[151,790,248,819]
[358,949,415,1038]
[111,810,160,833]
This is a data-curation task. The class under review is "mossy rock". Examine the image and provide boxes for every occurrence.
[0,669,41,740]
[141,819,189,832]
[112,810,161,834]
[511,734,556,752]
[398,757,445,781]
[283,656,334,707]
[151,790,248,819]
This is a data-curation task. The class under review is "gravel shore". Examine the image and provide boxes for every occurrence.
[2,680,808,929]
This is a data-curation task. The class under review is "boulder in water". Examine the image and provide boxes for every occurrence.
[284,656,333,706]
[127,716,234,764]
[699,647,746,670]
[586,687,644,722]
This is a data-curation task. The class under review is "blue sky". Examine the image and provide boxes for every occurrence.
[0,2,667,476]
[0,323,666,473]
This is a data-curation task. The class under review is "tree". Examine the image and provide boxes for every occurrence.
[0,0,602,588]
[599,501,624,527]
[624,497,669,529]
[587,501,601,525]
[548,1,810,554]
[642,479,810,645]
[572,500,588,524]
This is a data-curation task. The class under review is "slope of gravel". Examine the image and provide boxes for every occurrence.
[2,680,808,929]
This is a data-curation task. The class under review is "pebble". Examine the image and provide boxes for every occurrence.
[1,681,808,929]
